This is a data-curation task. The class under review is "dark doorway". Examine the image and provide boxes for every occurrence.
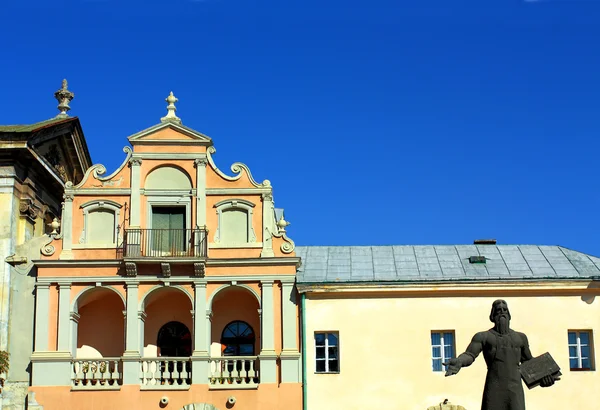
[157,321,192,357]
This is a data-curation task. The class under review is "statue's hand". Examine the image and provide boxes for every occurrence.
[443,358,462,377]
[540,374,557,387]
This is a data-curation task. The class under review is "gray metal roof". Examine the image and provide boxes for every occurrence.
[295,245,600,283]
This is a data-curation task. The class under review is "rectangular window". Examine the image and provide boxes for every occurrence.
[431,331,455,372]
[315,332,339,373]
[568,330,594,371]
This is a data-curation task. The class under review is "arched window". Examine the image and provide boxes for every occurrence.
[213,199,257,246]
[157,321,192,357]
[221,321,255,356]
[79,200,122,246]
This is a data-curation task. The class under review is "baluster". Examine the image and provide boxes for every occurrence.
[151,360,158,385]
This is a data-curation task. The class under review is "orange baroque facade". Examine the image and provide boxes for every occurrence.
[30,95,302,410]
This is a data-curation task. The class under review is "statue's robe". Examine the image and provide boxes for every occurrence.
[468,329,532,410]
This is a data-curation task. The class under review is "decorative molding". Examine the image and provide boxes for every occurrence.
[125,262,137,277]
[161,263,171,277]
[141,189,195,196]
[129,158,143,167]
[132,153,207,160]
[206,146,271,188]
[213,198,257,244]
[40,234,57,256]
[268,226,295,254]
[63,193,74,201]
[70,146,133,189]
[70,188,132,196]
[33,257,301,268]
[127,121,212,144]
[193,262,205,278]
[206,187,271,195]
[19,198,39,222]
[34,274,299,286]
[262,192,273,202]
[70,312,81,323]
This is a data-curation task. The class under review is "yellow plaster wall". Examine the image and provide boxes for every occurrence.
[304,291,600,410]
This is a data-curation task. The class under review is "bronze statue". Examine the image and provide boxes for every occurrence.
[444,300,557,410]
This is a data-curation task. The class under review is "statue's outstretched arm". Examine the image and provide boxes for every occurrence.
[444,332,485,376]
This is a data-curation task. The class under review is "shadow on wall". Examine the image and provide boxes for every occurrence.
[581,281,600,305]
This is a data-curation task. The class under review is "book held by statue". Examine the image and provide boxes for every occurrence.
[520,352,561,389]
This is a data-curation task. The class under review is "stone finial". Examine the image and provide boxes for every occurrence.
[160,91,181,124]
[54,79,74,118]
[277,214,290,233]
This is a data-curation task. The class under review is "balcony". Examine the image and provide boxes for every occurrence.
[71,356,260,391]
[123,228,208,259]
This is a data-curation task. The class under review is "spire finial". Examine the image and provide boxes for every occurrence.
[54,79,74,118]
[160,91,181,124]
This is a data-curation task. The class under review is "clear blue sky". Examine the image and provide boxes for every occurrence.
[2,0,600,254]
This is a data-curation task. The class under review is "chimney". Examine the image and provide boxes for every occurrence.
[474,239,496,245]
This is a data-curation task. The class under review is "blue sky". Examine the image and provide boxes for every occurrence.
[2,0,600,254]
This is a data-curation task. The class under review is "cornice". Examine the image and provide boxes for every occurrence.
[35,274,297,285]
[33,257,300,268]
[296,279,600,294]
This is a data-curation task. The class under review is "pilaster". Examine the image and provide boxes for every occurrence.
[34,284,50,352]
[123,283,141,385]
[258,280,276,383]
[260,192,275,257]
[59,193,74,259]
[194,158,207,228]
[129,158,142,227]
[57,283,72,352]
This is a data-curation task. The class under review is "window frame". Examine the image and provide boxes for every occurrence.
[314,331,340,374]
[568,330,594,371]
[431,330,455,372]
[212,199,257,247]
[77,200,122,247]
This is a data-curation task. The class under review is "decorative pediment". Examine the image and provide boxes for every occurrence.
[127,122,212,146]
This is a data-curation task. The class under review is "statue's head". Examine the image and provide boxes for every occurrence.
[489,299,511,333]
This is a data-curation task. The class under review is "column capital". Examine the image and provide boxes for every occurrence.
[194,158,208,167]
[36,283,51,290]
[125,282,140,289]
[57,282,72,289]
[138,311,147,322]
[193,280,207,289]
[129,158,142,167]
[260,280,274,287]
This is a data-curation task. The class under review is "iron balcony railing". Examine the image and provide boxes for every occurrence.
[123,228,208,258]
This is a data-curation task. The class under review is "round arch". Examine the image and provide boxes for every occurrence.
[139,285,194,311]
[144,164,192,190]
[71,285,126,313]
[207,284,261,312]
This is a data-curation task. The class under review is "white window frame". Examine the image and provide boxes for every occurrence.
[212,199,257,247]
[431,331,455,372]
[77,200,122,247]
[315,331,339,374]
[568,330,594,370]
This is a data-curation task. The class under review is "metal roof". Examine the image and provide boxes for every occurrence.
[295,245,600,283]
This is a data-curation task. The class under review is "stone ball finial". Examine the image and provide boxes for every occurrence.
[277,215,290,233]
[54,78,74,118]
[161,91,181,124]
